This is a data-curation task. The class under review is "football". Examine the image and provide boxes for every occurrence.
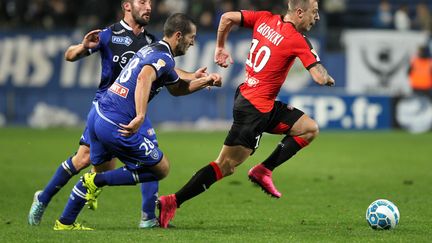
[365,199,400,230]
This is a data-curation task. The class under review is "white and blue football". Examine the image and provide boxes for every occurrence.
[365,199,400,230]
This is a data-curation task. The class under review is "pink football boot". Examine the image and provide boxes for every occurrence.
[158,194,177,228]
[248,164,282,198]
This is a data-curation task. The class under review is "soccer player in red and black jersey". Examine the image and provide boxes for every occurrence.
[158,0,335,227]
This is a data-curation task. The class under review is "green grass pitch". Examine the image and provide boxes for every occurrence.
[0,127,431,242]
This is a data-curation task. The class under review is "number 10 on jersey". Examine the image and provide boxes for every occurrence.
[245,39,271,73]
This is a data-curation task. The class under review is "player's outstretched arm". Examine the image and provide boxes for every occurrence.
[166,73,222,96]
[64,29,101,62]
[118,66,155,137]
[214,11,241,68]
[309,63,335,86]
[174,67,208,80]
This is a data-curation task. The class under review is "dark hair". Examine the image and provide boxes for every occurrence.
[121,0,132,11]
[163,13,196,37]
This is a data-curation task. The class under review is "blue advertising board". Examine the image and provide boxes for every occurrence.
[279,94,392,130]
[0,30,349,128]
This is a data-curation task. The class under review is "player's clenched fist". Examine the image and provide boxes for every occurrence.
[207,73,222,87]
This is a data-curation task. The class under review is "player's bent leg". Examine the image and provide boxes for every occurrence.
[71,145,92,171]
[289,114,319,142]
[250,114,319,198]
[28,145,91,226]
[158,146,251,228]
[82,155,168,210]
[215,145,252,177]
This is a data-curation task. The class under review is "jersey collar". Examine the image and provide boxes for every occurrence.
[120,19,145,33]
[159,40,174,57]
[120,19,133,31]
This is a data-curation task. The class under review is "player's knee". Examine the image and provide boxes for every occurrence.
[153,156,170,180]
[309,121,319,139]
[303,120,319,142]
[156,166,170,180]
[72,153,91,171]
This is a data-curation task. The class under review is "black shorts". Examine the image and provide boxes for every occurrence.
[224,90,304,152]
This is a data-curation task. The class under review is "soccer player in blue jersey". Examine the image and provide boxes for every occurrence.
[52,13,222,230]
[28,0,208,229]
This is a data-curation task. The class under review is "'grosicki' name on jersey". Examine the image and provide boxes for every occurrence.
[239,10,320,113]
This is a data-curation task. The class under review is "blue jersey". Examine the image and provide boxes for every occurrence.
[90,20,157,101]
[99,40,179,125]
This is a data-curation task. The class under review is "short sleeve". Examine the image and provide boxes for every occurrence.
[291,35,320,70]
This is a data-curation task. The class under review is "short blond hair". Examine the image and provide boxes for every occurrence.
[288,0,317,12]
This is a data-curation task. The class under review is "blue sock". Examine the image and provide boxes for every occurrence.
[58,180,87,225]
[140,181,158,220]
[93,166,158,186]
[39,157,78,205]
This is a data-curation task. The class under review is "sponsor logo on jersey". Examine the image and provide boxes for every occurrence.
[112,36,133,46]
[118,51,136,69]
[152,59,166,71]
[245,76,259,87]
[109,82,129,98]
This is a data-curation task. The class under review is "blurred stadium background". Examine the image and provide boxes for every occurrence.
[1,0,432,133]
[1,1,432,240]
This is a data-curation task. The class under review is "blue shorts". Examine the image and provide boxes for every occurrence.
[80,104,158,147]
[87,105,163,170]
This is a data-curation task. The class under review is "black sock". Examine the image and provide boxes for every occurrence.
[262,136,308,171]
[175,162,222,207]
